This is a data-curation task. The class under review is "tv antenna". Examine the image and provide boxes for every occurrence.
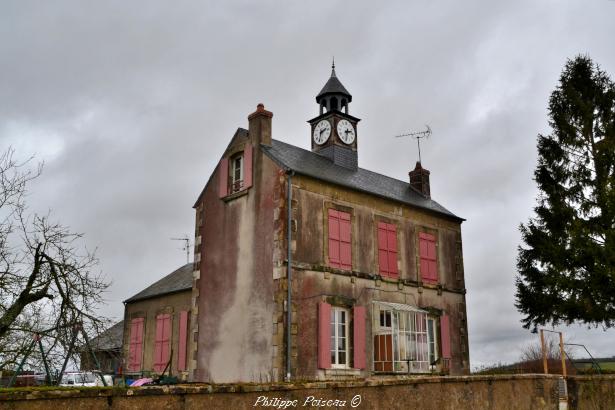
[395,125,432,163]
[171,235,191,264]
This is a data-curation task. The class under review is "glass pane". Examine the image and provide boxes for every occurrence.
[339,351,346,364]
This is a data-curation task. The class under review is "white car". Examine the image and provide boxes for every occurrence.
[60,371,112,387]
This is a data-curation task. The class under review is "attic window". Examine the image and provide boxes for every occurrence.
[230,153,244,193]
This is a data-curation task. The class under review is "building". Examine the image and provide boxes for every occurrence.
[80,320,123,375]
[190,64,469,383]
[122,263,192,379]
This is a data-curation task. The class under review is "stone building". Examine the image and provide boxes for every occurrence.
[122,263,192,379]
[190,64,469,383]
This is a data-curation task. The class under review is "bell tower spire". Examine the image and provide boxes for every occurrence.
[309,61,361,170]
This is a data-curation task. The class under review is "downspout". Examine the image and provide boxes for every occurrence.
[285,170,294,382]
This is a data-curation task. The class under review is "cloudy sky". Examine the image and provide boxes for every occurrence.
[2,1,614,368]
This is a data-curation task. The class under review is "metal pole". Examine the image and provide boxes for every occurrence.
[8,339,37,388]
[286,170,294,382]
[540,329,548,374]
[559,332,567,377]
[57,326,79,385]
[37,335,52,385]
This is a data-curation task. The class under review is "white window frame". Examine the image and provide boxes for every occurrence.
[427,316,438,367]
[372,302,434,374]
[230,154,244,193]
[330,307,350,369]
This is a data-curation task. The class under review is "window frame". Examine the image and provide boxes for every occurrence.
[372,304,435,374]
[229,153,244,193]
[427,316,439,366]
[330,306,350,369]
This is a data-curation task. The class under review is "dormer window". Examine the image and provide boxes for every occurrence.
[230,153,244,193]
[218,143,253,199]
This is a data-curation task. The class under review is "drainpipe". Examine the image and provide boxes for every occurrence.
[286,170,294,382]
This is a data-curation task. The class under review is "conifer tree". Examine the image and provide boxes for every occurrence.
[516,55,615,330]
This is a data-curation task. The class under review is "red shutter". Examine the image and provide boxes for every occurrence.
[218,157,229,198]
[441,314,451,359]
[243,144,253,189]
[353,306,366,369]
[328,209,340,268]
[339,212,352,270]
[378,223,398,278]
[387,224,398,276]
[377,223,389,275]
[318,301,331,369]
[154,314,172,372]
[419,232,438,283]
[178,311,188,371]
[128,318,144,371]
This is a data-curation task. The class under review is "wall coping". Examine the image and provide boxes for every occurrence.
[0,374,569,402]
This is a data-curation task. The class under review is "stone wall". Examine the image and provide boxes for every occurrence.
[567,375,615,410]
[0,374,565,410]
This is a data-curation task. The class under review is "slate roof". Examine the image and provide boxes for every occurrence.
[89,321,123,351]
[261,139,463,222]
[317,67,352,100]
[123,263,193,303]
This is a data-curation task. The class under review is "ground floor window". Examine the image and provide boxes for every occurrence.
[373,302,438,373]
[330,307,349,368]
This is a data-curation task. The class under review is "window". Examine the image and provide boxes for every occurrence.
[330,307,349,368]
[377,222,398,278]
[373,303,436,373]
[218,144,253,198]
[328,209,352,270]
[419,232,438,284]
[427,317,438,366]
[128,317,144,371]
[153,314,171,373]
[318,302,366,370]
[230,153,244,193]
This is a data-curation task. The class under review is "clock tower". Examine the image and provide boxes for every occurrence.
[309,61,361,170]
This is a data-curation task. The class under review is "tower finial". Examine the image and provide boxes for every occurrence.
[331,57,336,77]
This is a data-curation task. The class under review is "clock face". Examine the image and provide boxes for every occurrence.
[337,119,355,144]
[313,120,331,145]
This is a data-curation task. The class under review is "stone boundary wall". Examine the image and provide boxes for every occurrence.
[567,375,615,410]
[0,374,568,410]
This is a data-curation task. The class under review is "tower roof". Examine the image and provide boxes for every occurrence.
[316,61,352,102]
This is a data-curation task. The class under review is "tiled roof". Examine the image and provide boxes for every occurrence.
[261,139,463,221]
[89,321,123,351]
[123,263,193,303]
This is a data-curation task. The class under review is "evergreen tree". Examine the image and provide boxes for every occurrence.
[516,55,615,330]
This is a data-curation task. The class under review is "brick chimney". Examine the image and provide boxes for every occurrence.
[409,161,430,198]
[248,103,273,146]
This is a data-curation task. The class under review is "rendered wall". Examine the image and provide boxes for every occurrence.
[0,374,564,410]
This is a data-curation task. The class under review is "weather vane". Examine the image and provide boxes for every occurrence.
[395,125,432,163]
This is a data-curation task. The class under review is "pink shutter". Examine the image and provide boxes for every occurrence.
[243,144,253,189]
[218,157,229,198]
[353,306,366,369]
[328,210,340,268]
[387,224,398,276]
[318,301,331,369]
[154,315,164,371]
[419,233,437,283]
[128,318,144,371]
[178,311,188,371]
[162,315,171,370]
[339,212,352,270]
[441,314,451,359]
[377,222,388,275]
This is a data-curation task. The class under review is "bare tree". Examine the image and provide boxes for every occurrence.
[0,147,109,372]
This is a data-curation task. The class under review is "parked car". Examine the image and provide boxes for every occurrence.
[59,371,112,387]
